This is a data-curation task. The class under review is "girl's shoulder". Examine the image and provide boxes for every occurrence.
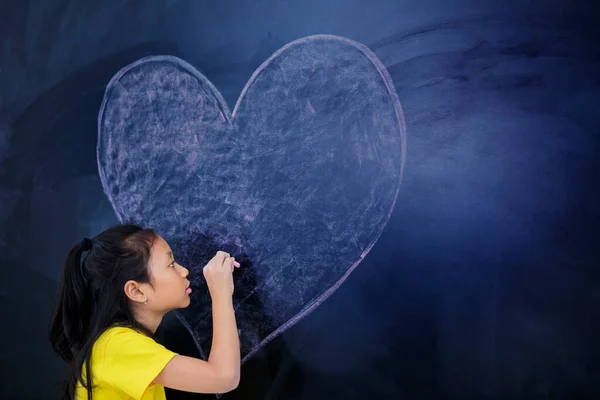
[96,324,135,342]
[90,326,178,399]
[92,325,145,355]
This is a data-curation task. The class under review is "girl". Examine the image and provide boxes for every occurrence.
[49,224,241,399]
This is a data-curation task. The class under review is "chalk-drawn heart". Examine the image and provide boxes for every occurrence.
[97,34,406,363]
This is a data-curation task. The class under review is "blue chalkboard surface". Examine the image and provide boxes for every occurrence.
[97,35,406,363]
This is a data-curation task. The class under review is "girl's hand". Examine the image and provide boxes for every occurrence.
[203,251,240,298]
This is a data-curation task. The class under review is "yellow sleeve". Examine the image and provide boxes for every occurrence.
[100,327,178,400]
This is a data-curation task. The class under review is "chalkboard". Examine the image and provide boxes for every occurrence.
[97,35,406,363]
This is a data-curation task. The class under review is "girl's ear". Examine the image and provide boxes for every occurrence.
[123,280,146,303]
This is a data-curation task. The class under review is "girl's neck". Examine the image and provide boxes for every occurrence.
[133,309,165,334]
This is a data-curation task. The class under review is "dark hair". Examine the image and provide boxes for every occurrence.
[49,223,159,400]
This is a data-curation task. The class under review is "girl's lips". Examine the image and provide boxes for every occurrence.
[186,287,192,294]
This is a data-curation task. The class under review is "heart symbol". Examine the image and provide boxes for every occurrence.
[98,34,406,363]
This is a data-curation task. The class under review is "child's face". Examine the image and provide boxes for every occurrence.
[145,235,191,311]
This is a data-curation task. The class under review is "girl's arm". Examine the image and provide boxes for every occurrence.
[153,295,239,393]
[154,251,241,394]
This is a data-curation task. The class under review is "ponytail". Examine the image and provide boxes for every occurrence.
[49,239,94,398]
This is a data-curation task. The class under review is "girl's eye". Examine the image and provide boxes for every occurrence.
[170,261,176,268]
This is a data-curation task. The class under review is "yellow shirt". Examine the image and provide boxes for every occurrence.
[76,326,178,400]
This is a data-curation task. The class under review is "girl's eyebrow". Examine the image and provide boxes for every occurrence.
[166,251,175,266]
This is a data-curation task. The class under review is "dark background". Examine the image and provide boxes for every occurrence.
[1,1,599,399]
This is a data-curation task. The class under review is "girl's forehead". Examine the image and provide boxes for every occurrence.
[150,236,171,260]
[154,235,169,248]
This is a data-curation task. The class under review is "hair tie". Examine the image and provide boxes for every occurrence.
[81,238,93,251]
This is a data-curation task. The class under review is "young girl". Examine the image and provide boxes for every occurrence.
[49,224,241,399]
